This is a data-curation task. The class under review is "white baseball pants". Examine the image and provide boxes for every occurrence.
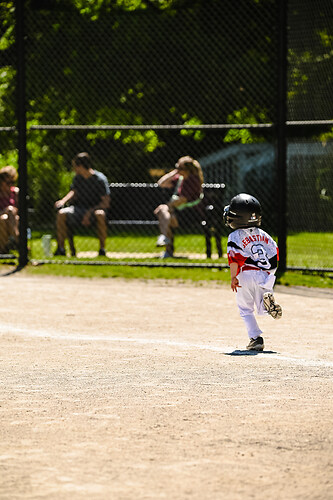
[236,269,276,339]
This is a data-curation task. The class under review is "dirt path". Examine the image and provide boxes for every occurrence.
[0,274,332,499]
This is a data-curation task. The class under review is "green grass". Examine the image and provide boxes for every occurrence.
[2,231,332,289]
[287,232,333,268]
[26,263,232,282]
[29,231,211,259]
[3,262,331,288]
[29,230,333,267]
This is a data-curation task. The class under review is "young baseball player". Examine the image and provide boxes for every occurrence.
[223,193,282,351]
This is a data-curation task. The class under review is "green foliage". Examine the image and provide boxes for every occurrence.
[0,66,16,127]
[27,130,74,224]
[223,107,268,144]
[317,127,333,144]
[1,0,332,225]
[180,115,205,141]
[0,154,16,168]
[288,2,333,120]
[73,0,147,18]
[0,1,15,50]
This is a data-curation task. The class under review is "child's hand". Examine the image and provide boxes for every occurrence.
[231,276,241,292]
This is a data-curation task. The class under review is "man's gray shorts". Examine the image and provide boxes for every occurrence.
[61,205,96,228]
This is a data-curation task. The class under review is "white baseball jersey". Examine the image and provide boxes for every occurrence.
[227,227,279,274]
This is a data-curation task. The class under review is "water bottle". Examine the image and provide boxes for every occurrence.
[41,234,52,257]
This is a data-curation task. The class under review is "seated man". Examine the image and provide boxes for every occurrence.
[154,156,204,258]
[54,152,110,256]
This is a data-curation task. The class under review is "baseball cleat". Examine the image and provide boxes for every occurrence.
[263,292,282,319]
[247,336,264,351]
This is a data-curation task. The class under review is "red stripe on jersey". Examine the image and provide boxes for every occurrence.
[227,251,247,267]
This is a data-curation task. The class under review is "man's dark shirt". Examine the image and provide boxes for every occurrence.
[71,170,110,208]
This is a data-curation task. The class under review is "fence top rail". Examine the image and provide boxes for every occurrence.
[28,124,273,131]
[17,120,331,131]
[109,182,226,189]
[2,122,331,132]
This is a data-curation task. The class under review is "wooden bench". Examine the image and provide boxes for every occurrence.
[67,182,226,258]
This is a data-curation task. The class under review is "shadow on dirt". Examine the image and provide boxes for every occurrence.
[225,350,278,356]
[0,265,24,277]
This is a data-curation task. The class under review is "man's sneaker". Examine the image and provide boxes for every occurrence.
[263,292,282,319]
[54,247,66,256]
[98,248,106,256]
[156,234,171,247]
[247,336,264,351]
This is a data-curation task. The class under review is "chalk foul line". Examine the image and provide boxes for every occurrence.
[0,323,332,368]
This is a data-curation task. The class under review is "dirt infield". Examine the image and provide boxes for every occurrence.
[0,273,332,500]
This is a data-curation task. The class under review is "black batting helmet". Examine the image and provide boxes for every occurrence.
[223,193,262,229]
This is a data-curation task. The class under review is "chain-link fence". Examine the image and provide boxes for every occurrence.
[1,0,332,270]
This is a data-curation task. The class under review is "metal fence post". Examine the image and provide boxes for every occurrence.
[276,0,288,272]
[15,0,28,267]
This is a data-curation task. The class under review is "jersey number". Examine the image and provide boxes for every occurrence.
[251,244,270,269]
